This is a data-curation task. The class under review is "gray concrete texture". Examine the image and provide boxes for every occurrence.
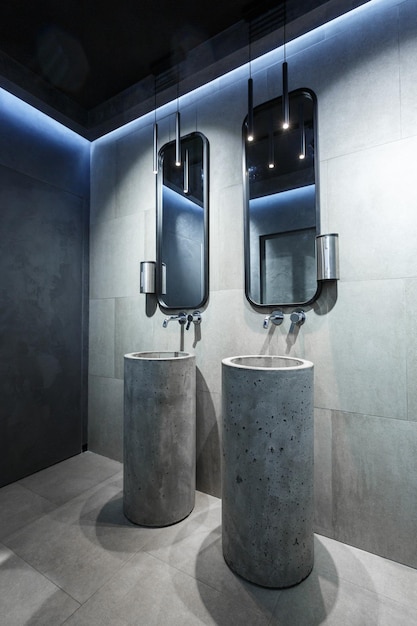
[221,356,314,587]
[0,112,90,487]
[123,352,196,526]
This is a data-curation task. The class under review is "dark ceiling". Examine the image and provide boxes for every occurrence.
[0,0,369,136]
[0,0,257,110]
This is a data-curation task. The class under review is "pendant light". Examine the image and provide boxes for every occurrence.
[247,77,254,142]
[282,0,289,130]
[268,111,275,169]
[175,63,181,167]
[268,132,275,169]
[183,148,189,194]
[175,109,181,167]
[298,102,306,160]
[247,24,254,143]
[152,76,158,174]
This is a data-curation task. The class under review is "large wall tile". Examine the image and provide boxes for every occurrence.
[88,376,124,462]
[305,280,407,419]
[332,410,417,567]
[89,213,143,299]
[399,0,417,137]
[114,296,155,379]
[210,183,244,293]
[405,278,417,421]
[196,387,221,498]
[116,124,156,218]
[88,299,115,378]
[197,80,246,191]
[311,0,400,160]
[314,408,333,536]
[90,139,117,224]
[326,137,417,282]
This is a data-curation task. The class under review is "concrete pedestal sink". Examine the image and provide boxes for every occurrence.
[123,351,196,527]
[222,355,314,588]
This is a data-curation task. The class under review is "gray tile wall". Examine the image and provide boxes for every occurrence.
[0,96,90,486]
[89,0,417,568]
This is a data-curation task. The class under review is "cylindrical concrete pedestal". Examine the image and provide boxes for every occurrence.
[222,355,314,588]
[123,351,196,527]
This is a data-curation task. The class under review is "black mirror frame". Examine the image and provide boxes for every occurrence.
[156,131,210,311]
[243,88,322,308]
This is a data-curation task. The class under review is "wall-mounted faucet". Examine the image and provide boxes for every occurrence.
[263,310,284,329]
[290,310,306,326]
[162,312,187,328]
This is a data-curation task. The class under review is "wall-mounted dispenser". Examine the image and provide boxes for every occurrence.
[140,261,156,294]
[316,234,339,281]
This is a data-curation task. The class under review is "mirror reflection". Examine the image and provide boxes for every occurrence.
[244,89,320,306]
[157,132,209,310]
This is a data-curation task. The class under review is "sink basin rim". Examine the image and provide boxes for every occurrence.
[125,351,193,361]
[222,354,313,370]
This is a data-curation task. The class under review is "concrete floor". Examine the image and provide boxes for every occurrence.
[0,451,416,625]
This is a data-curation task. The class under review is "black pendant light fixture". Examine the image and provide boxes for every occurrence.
[282,0,289,130]
[247,76,254,142]
[268,110,275,169]
[183,148,189,194]
[247,22,254,143]
[175,63,181,167]
[175,109,181,167]
[298,101,306,160]
[152,75,158,174]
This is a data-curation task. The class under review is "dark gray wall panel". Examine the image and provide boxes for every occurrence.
[0,165,87,486]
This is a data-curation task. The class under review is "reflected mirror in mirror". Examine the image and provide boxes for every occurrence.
[244,89,320,306]
[157,132,209,309]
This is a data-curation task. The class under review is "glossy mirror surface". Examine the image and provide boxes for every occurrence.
[244,89,320,307]
[157,132,209,309]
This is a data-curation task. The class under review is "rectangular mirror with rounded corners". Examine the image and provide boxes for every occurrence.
[243,89,320,307]
[157,132,209,310]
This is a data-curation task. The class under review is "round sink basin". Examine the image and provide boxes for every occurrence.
[223,355,310,369]
[128,351,191,360]
[123,351,196,527]
[222,354,314,588]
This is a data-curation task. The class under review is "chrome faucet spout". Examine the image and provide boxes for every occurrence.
[263,310,284,329]
[162,312,187,328]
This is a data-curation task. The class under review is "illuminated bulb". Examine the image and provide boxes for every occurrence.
[282,121,289,130]
[268,163,275,169]
[299,153,305,160]
[247,134,254,142]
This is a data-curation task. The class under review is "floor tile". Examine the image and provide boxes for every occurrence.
[141,519,281,619]
[0,543,79,626]
[270,565,417,626]
[3,474,154,603]
[314,534,417,611]
[0,482,57,540]
[64,551,270,626]
[18,452,122,505]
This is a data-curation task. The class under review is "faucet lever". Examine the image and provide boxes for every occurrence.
[185,311,202,330]
[263,310,284,329]
[290,310,306,326]
[192,310,202,325]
